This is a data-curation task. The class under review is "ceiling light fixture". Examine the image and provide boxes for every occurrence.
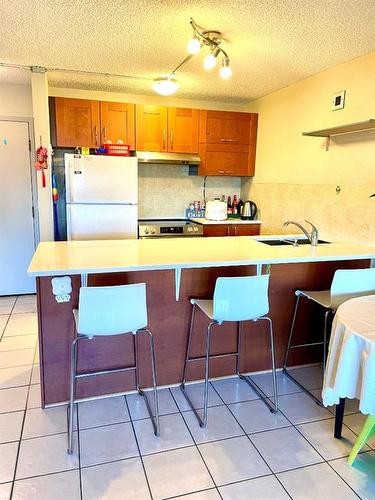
[151,18,232,96]
[152,76,179,96]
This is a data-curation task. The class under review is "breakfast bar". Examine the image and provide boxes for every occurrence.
[28,235,375,407]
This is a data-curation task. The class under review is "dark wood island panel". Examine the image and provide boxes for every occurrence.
[36,259,369,406]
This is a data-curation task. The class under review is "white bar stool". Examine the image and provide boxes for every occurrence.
[180,274,278,428]
[67,283,159,454]
[283,267,375,404]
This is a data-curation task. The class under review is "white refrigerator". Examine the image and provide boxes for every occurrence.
[65,154,138,240]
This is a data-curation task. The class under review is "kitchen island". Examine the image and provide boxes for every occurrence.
[28,236,375,406]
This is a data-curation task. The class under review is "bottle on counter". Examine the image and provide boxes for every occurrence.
[233,195,238,215]
[227,196,233,215]
[237,199,244,216]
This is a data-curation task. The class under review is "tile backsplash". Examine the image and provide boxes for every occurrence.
[138,164,242,219]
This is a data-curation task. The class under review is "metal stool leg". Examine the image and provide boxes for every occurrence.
[180,315,215,428]
[136,328,160,436]
[283,294,301,371]
[67,336,81,454]
[238,318,278,413]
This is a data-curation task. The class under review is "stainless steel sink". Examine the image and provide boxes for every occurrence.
[260,239,330,246]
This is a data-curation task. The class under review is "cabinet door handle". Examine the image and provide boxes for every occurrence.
[234,226,237,236]
[220,138,237,143]
[94,126,98,145]
[163,130,166,150]
[227,226,230,236]
[170,129,173,150]
[102,126,107,143]
[218,170,225,175]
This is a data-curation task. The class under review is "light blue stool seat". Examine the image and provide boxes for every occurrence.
[180,274,278,428]
[67,283,160,454]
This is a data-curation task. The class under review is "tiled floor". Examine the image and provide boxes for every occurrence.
[0,295,374,499]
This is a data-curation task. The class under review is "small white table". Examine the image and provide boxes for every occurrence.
[322,295,375,437]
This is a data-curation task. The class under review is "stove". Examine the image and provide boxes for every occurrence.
[138,219,203,238]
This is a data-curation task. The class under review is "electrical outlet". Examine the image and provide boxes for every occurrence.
[332,90,345,111]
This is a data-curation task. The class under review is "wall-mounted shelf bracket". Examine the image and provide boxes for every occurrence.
[303,119,375,151]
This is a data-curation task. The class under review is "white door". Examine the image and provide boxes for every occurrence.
[66,203,138,240]
[66,155,138,204]
[0,120,36,295]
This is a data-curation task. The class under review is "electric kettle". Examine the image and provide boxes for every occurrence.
[241,200,257,220]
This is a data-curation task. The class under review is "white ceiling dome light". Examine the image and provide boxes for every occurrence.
[152,77,179,96]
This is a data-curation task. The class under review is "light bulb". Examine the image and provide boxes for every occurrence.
[187,36,201,55]
[204,53,217,70]
[219,57,232,79]
[152,77,179,96]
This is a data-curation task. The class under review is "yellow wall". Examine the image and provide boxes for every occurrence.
[242,52,375,243]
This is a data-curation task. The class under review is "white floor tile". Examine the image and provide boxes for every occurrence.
[329,452,375,500]
[171,383,223,412]
[250,370,303,396]
[219,475,289,499]
[0,366,32,389]
[228,399,290,434]
[134,412,193,455]
[78,395,130,429]
[183,405,244,444]
[178,490,221,500]
[80,421,138,467]
[23,406,77,439]
[249,426,323,473]
[277,462,358,499]
[0,441,18,483]
[287,365,323,390]
[0,335,37,352]
[0,349,35,368]
[0,317,9,333]
[278,392,332,424]
[344,413,375,448]
[16,432,79,479]
[27,384,41,408]
[0,482,12,500]
[0,411,24,443]
[13,296,37,314]
[127,388,178,420]
[199,435,271,486]
[13,470,81,500]
[30,365,40,385]
[81,457,151,500]
[0,386,28,413]
[0,297,16,316]
[297,418,370,460]
[211,376,259,404]
[143,446,214,500]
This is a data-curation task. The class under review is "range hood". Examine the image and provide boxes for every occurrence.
[137,151,200,165]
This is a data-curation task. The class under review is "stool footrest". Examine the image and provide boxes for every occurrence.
[282,368,323,406]
[289,341,324,349]
[76,365,136,379]
[186,352,239,363]
[239,374,277,413]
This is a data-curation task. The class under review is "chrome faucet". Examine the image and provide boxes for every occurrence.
[283,220,319,246]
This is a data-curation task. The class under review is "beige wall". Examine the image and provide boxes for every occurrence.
[0,83,33,117]
[242,52,375,243]
[139,165,241,219]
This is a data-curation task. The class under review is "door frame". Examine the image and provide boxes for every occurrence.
[0,116,40,247]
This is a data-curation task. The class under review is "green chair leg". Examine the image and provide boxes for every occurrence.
[348,415,375,465]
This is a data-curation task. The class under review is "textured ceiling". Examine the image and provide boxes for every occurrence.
[1,0,375,102]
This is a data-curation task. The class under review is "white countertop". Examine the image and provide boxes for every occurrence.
[28,235,375,277]
[190,218,261,225]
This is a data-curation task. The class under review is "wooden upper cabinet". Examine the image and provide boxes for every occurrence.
[100,102,135,149]
[167,108,199,153]
[136,105,168,152]
[55,97,100,148]
[199,110,258,177]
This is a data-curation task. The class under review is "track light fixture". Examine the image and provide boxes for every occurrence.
[152,18,232,96]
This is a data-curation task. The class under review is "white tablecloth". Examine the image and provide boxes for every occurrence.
[322,295,375,415]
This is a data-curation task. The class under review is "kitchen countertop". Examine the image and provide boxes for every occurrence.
[190,218,261,225]
[28,235,375,277]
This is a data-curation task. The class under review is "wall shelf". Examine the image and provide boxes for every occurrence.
[302,119,375,150]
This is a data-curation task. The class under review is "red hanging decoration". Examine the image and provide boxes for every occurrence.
[35,146,48,187]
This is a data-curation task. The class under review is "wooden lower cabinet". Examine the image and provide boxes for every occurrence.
[203,223,261,237]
